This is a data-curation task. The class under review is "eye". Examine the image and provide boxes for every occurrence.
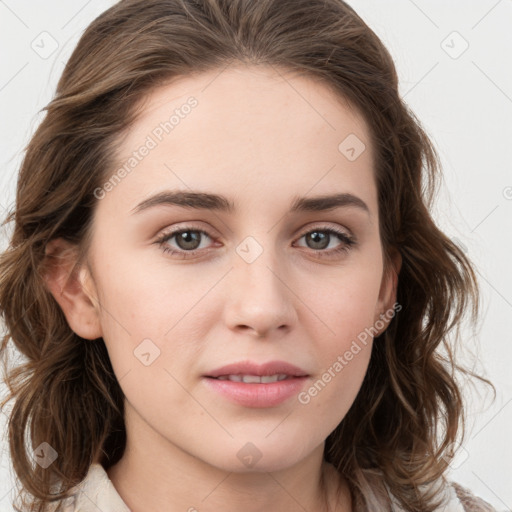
[294,227,356,259]
[155,227,215,259]
[155,225,356,260]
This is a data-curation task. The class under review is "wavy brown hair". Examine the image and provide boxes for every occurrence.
[0,0,494,510]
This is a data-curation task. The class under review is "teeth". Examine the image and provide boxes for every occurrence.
[242,375,261,383]
[215,374,290,383]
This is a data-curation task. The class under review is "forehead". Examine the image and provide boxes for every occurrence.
[128,65,371,150]
[100,65,376,218]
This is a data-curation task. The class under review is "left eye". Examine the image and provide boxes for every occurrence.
[295,229,350,251]
[155,226,355,258]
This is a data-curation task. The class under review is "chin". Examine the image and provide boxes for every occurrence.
[203,437,315,474]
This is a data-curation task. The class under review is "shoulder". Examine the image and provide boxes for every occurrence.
[44,463,131,512]
[383,477,497,512]
[449,481,497,512]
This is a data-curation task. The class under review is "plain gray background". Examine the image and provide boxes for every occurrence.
[0,1,511,510]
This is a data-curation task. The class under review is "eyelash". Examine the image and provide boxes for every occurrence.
[155,225,356,260]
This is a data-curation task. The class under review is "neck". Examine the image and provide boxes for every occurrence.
[106,406,351,512]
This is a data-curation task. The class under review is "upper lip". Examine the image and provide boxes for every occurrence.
[205,360,309,378]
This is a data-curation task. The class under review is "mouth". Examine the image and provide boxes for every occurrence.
[205,360,309,380]
[203,360,310,407]
[210,373,296,383]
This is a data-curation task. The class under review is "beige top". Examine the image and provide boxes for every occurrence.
[55,463,496,512]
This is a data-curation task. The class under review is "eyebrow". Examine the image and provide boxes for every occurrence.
[130,190,370,216]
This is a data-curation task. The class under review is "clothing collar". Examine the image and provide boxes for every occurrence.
[68,463,131,512]
[68,463,465,512]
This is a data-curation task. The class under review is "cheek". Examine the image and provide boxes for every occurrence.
[90,252,218,383]
[300,263,381,412]
[93,249,219,335]
[300,327,373,429]
[311,262,383,342]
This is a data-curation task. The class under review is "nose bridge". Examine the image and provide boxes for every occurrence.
[235,235,282,295]
[224,233,297,335]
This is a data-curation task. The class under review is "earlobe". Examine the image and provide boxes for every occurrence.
[42,238,103,340]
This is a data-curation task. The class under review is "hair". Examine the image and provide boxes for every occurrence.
[0,0,495,511]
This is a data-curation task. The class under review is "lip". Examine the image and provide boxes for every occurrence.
[205,360,309,378]
[203,360,310,408]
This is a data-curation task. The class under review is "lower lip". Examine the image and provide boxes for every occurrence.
[203,376,309,408]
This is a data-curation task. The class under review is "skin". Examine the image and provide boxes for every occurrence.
[44,65,401,512]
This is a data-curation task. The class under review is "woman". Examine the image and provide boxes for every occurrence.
[0,0,496,510]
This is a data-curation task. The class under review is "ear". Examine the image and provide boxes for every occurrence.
[373,247,402,336]
[42,238,103,340]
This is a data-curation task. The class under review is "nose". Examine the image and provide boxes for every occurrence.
[222,240,298,339]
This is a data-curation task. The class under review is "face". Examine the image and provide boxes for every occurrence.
[47,65,398,474]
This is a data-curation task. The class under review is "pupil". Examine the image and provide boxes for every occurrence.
[308,231,329,250]
[178,231,200,250]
